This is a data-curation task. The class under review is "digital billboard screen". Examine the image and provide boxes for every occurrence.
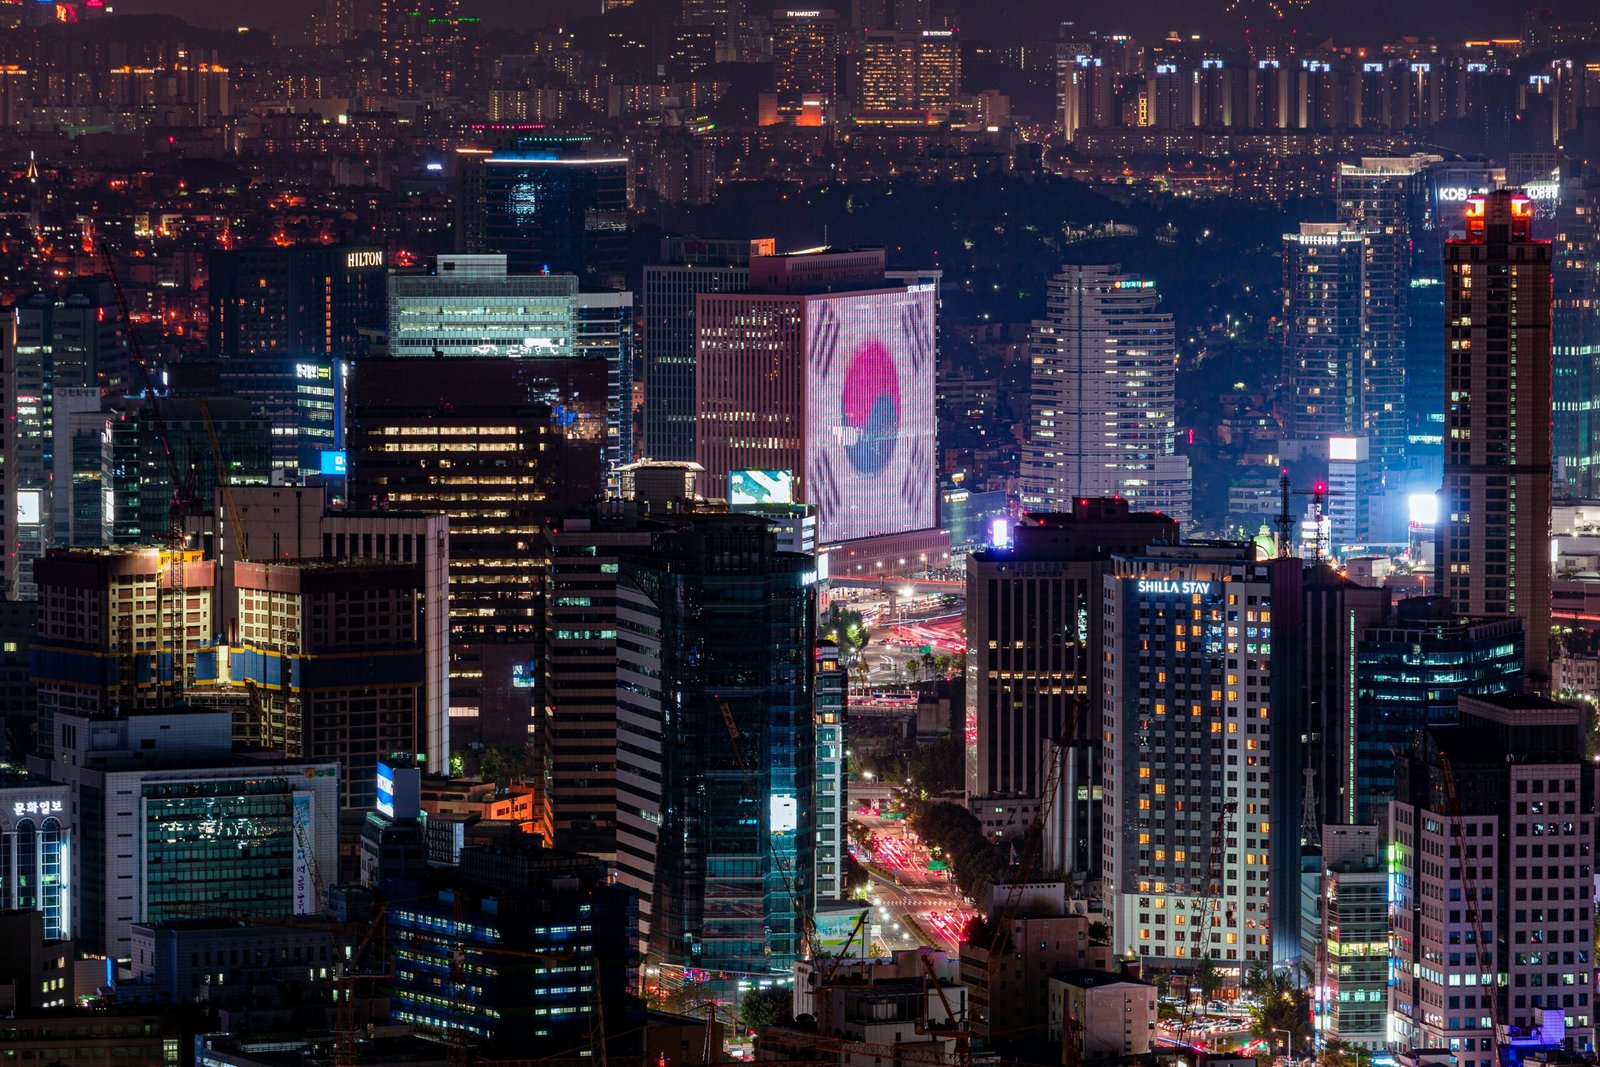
[804,287,936,544]
[730,469,796,506]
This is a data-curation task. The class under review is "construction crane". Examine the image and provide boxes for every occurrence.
[1179,800,1238,1036]
[916,950,965,1038]
[167,896,391,1067]
[100,242,199,703]
[950,695,1084,1067]
[334,906,391,1067]
[714,694,815,958]
[1437,750,1499,1067]
[195,396,250,562]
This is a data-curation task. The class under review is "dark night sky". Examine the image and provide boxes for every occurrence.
[103,0,1592,41]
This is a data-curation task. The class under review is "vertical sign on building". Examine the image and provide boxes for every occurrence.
[292,791,314,915]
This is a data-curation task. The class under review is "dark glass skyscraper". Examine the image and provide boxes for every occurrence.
[345,357,609,744]
[1552,173,1600,498]
[206,244,388,364]
[1355,596,1524,824]
[457,147,631,290]
[102,393,274,546]
[614,512,816,982]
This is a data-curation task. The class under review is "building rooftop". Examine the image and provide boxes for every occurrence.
[0,762,52,790]
[1052,968,1154,990]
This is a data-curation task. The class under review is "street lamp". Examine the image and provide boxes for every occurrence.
[1272,1028,1293,1065]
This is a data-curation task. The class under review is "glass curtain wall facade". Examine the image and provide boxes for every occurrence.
[140,777,299,923]
[615,514,816,982]
[1354,604,1523,823]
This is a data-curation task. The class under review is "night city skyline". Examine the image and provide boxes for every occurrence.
[2,0,1600,1064]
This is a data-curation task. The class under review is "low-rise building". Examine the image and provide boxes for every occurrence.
[121,919,339,1010]
[957,889,1112,1041]
[0,908,74,1011]
[0,1007,191,1066]
[0,763,71,938]
[385,837,633,1056]
[1309,825,1387,1050]
[1047,968,1157,1058]
[31,706,339,958]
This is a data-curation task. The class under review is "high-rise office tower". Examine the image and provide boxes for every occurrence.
[641,237,772,462]
[11,277,130,394]
[207,244,388,364]
[176,355,346,481]
[51,389,107,549]
[1282,224,1366,444]
[772,9,843,107]
[614,512,815,982]
[346,357,608,743]
[1103,544,1299,970]
[575,293,637,470]
[540,507,655,860]
[101,393,274,546]
[456,140,631,290]
[388,256,577,360]
[3,281,127,599]
[1387,694,1596,1061]
[196,560,427,810]
[1354,596,1523,823]
[1296,565,1389,838]
[30,547,214,760]
[965,501,1178,876]
[1325,435,1382,547]
[1438,190,1552,681]
[388,256,634,470]
[695,248,937,547]
[1019,266,1192,523]
[1552,173,1600,498]
[1339,156,1432,467]
[379,0,466,94]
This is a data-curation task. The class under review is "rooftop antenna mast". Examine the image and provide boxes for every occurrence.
[1275,468,1294,559]
[1300,766,1321,850]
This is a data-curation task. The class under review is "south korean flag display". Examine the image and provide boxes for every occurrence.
[804,285,936,544]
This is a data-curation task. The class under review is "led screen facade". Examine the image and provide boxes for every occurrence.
[804,287,936,544]
[729,469,796,506]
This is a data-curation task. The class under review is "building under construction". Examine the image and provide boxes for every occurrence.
[29,546,213,760]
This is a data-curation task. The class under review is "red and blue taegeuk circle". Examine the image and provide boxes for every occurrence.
[841,340,900,475]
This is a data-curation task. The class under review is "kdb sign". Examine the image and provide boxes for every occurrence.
[1439,183,1558,203]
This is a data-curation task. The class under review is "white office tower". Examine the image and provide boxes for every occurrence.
[1020,266,1191,525]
